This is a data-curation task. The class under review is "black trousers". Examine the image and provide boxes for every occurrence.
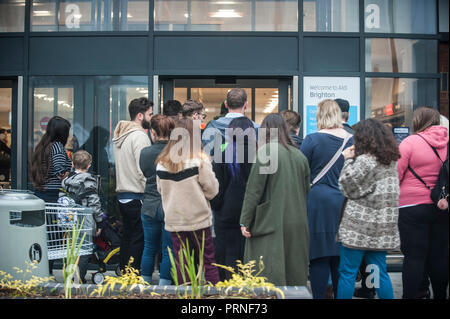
[118,199,144,273]
[213,225,245,281]
[398,204,449,299]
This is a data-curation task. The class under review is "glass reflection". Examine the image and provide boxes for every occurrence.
[0,0,26,32]
[303,0,359,32]
[366,77,438,129]
[366,38,437,73]
[31,0,149,31]
[155,0,298,32]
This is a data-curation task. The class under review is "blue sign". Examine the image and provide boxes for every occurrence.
[393,127,410,145]
[306,105,358,136]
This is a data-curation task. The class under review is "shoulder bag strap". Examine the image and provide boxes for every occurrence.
[311,133,352,187]
[408,166,432,190]
[407,134,446,190]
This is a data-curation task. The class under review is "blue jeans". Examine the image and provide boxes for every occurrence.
[337,245,394,299]
[140,206,173,285]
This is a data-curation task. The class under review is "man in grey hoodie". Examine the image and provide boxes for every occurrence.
[112,97,152,273]
[202,88,258,158]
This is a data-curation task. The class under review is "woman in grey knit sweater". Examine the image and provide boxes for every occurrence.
[336,119,401,299]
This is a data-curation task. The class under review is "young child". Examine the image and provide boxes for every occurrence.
[60,150,104,283]
[155,117,220,285]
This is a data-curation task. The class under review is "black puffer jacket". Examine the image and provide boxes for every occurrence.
[210,142,254,228]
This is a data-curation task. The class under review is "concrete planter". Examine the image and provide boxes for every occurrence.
[35,282,312,299]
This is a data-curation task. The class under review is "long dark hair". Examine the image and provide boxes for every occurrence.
[31,116,71,190]
[353,118,400,165]
[260,113,296,150]
[225,117,256,180]
[412,106,441,133]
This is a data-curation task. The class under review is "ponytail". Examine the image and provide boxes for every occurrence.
[150,114,175,139]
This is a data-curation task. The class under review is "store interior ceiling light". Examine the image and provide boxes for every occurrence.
[33,11,52,16]
[213,1,238,4]
[209,9,243,18]
[263,102,278,114]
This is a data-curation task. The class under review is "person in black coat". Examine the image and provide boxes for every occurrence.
[335,99,354,135]
[210,117,256,281]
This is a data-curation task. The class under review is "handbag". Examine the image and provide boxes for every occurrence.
[311,133,353,187]
[408,135,449,211]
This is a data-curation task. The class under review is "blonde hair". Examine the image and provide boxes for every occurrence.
[316,99,343,130]
[72,150,92,170]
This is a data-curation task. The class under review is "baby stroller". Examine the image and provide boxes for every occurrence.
[90,214,122,284]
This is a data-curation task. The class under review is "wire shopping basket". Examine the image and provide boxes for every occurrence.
[45,203,94,261]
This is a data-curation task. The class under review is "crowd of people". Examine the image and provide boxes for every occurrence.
[30,88,449,299]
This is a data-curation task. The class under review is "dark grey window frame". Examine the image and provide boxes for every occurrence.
[0,0,444,188]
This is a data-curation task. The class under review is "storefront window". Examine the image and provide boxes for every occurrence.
[366,38,438,73]
[31,0,149,31]
[365,78,438,130]
[94,76,148,217]
[28,76,148,218]
[0,85,12,186]
[439,0,449,32]
[32,86,75,150]
[0,0,25,32]
[154,0,298,32]
[303,0,359,32]
[364,0,436,34]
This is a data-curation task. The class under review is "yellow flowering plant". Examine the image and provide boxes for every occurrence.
[90,257,160,298]
[0,261,55,298]
[213,257,285,299]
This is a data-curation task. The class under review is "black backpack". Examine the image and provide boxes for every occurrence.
[408,136,449,212]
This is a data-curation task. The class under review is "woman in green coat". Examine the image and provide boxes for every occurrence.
[240,114,310,286]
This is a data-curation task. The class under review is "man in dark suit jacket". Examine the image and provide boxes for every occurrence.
[335,99,354,135]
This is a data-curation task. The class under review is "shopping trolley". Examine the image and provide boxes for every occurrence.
[45,203,94,261]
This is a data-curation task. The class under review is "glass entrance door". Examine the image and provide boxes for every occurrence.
[159,78,293,125]
[28,75,149,217]
[0,79,16,189]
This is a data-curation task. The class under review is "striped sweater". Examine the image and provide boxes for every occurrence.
[43,141,73,191]
[156,157,219,232]
[337,154,400,251]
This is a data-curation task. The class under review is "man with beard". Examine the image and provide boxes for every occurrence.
[113,97,153,272]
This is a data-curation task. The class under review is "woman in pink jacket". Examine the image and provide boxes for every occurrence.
[397,107,449,299]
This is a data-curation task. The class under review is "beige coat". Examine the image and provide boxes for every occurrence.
[156,157,219,232]
[112,121,151,194]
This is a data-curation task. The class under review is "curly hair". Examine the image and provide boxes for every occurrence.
[353,118,400,165]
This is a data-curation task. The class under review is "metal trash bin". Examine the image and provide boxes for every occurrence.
[0,190,49,280]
